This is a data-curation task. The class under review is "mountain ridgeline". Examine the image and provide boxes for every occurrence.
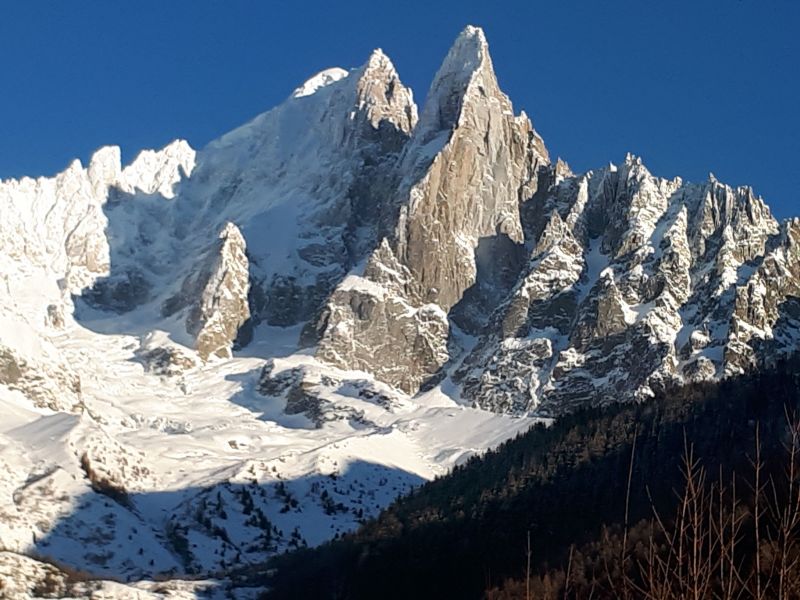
[2,26,797,421]
[1,23,799,598]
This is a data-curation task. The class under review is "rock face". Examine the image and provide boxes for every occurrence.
[0,310,83,412]
[456,156,796,415]
[315,241,451,393]
[163,222,251,360]
[0,344,82,412]
[175,48,419,333]
[1,24,798,422]
[313,26,549,392]
[727,218,800,372]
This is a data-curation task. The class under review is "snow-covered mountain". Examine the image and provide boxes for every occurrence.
[457,159,799,415]
[1,24,798,595]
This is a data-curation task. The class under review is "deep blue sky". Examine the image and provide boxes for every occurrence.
[1,1,797,218]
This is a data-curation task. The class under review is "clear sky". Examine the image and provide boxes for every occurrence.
[1,1,797,218]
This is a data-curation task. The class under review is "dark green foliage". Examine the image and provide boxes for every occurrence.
[165,523,193,571]
[264,357,800,599]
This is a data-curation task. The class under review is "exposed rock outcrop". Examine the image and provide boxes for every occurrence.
[0,311,82,412]
[313,26,550,393]
[0,344,82,412]
[163,222,250,360]
[457,155,795,415]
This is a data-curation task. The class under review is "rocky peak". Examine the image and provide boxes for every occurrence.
[163,222,250,361]
[535,211,570,255]
[192,222,250,360]
[329,50,419,157]
[287,50,417,157]
[3,23,796,428]
[553,158,573,181]
[690,178,778,262]
[87,146,123,196]
[87,140,196,201]
[390,26,549,311]
[413,25,490,144]
[601,156,679,259]
[456,151,797,414]
[312,26,551,394]
[120,139,195,198]
[354,49,418,135]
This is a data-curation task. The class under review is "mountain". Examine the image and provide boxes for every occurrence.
[310,26,548,395]
[0,24,797,595]
[458,160,799,415]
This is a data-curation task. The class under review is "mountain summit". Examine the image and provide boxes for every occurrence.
[0,25,797,591]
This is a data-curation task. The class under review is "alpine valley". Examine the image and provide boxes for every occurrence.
[1,25,798,598]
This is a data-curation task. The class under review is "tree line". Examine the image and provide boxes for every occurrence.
[263,357,800,599]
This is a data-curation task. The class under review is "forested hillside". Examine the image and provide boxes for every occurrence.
[265,356,800,599]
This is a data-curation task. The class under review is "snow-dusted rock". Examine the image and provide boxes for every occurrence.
[313,26,550,393]
[726,218,800,372]
[313,240,450,393]
[0,311,82,412]
[169,47,418,335]
[457,154,795,414]
[163,222,251,360]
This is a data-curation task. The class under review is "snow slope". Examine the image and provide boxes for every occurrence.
[0,312,537,585]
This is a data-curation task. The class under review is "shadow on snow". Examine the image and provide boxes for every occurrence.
[31,460,424,592]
